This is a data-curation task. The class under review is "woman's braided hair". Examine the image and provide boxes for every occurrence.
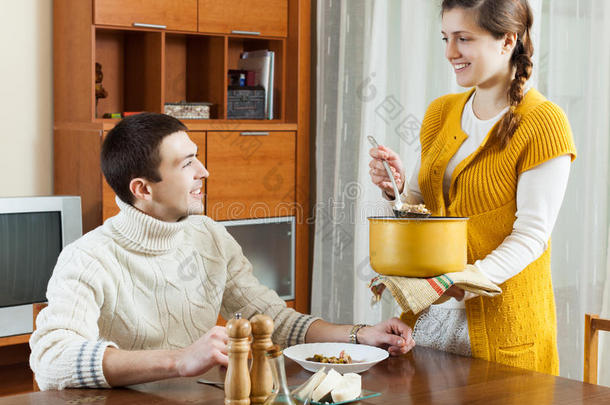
[442,0,534,148]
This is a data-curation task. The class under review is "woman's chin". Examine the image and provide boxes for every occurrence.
[453,72,476,88]
[455,77,475,88]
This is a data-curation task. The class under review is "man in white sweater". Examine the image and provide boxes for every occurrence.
[30,113,415,390]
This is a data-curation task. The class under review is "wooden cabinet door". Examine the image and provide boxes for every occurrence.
[102,131,206,221]
[206,131,295,220]
[94,0,198,32]
[198,0,288,37]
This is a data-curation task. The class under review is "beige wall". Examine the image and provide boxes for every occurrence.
[0,1,53,197]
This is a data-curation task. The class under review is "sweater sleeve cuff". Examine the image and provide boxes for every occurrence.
[70,340,118,388]
[285,314,320,347]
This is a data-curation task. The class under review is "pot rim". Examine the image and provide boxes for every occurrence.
[367,216,468,221]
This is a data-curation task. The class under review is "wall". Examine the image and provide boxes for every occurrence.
[0,1,53,197]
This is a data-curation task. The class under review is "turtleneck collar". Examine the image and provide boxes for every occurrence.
[110,197,186,255]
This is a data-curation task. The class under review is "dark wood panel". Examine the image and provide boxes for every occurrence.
[54,0,95,122]
[95,29,125,117]
[54,127,103,233]
[0,346,33,397]
[124,32,163,113]
[292,0,312,314]
[206,131,295,221]
[285,0,299,124]
[186,37,226,119]
[0,344,29,367]
[198,0,288,37]
[164,35,188,105]
[94,0,197,32]
[0,363,32,398]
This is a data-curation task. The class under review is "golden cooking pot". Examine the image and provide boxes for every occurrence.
[368,216,468,277]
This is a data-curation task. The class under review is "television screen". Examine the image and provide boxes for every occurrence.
[224,218,294,300]
[0,211,62,307]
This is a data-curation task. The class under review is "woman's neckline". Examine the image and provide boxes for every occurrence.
[468,85,532,122]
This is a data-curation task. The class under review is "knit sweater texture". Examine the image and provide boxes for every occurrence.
[413,88,576,374]
[29,198,318,390]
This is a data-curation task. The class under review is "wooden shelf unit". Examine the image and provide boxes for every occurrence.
[2,1,311,396]
[53,0,312,313]
[93,32,286,122]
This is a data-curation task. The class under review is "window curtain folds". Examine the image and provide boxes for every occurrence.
[312,0,610,384]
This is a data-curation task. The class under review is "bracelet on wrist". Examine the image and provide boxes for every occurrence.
[349,324,368,344]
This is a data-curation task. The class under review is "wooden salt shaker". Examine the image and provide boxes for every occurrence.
[225,313,252,405]
[250,314,274,404]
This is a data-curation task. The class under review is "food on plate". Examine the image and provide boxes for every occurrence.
[306,350,353,364]
[397,203,430,215]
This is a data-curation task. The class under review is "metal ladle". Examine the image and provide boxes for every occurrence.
[367,136,430,219]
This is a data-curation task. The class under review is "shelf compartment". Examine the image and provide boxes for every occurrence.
[227,38,285,120]
[95,28,163,118]
[165,34,226,120]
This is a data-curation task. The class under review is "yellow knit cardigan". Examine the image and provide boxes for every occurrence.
[415,88,576,374]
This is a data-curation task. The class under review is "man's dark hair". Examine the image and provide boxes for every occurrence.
[101,112,187,205]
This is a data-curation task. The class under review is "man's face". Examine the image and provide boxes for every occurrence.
[139,131,208,222]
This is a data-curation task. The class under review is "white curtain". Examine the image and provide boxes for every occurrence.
[312,0,610,384]
[536,0,610,383]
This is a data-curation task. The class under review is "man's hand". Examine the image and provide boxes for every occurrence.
[103,325,228,387]
[175,326,229,377]
[356,317,415,356]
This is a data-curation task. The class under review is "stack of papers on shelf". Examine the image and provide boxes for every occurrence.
[238,49,274,119]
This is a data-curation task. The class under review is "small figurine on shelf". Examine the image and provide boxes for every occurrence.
[95,62,108,117]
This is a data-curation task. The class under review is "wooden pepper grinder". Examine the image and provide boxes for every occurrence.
[225,313,252,405]
[250,314,274,404]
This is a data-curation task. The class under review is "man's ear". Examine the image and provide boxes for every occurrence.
[129,178,152,202]
[502,32,518,54]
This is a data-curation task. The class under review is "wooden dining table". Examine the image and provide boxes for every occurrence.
[2,346,609,404]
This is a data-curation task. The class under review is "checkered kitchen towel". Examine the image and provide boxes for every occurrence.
[369,265,502,315]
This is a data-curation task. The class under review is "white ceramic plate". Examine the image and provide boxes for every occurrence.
[283,342,388,374]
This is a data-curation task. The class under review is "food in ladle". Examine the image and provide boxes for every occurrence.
[397,203,430,215]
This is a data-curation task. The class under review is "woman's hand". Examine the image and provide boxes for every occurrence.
[368,145,405,198]
[443,285,465,301]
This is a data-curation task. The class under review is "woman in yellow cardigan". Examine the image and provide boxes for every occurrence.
[369,0,576,375]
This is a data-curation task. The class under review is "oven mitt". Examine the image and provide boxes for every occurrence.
[368,264,502,315]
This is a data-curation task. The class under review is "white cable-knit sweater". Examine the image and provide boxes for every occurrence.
[29,198,318,390]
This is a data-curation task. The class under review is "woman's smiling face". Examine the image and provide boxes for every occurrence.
[441,7,514,89]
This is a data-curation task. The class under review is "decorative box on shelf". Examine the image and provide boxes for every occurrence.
[227,85,265,120]
[164,102,212,120]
